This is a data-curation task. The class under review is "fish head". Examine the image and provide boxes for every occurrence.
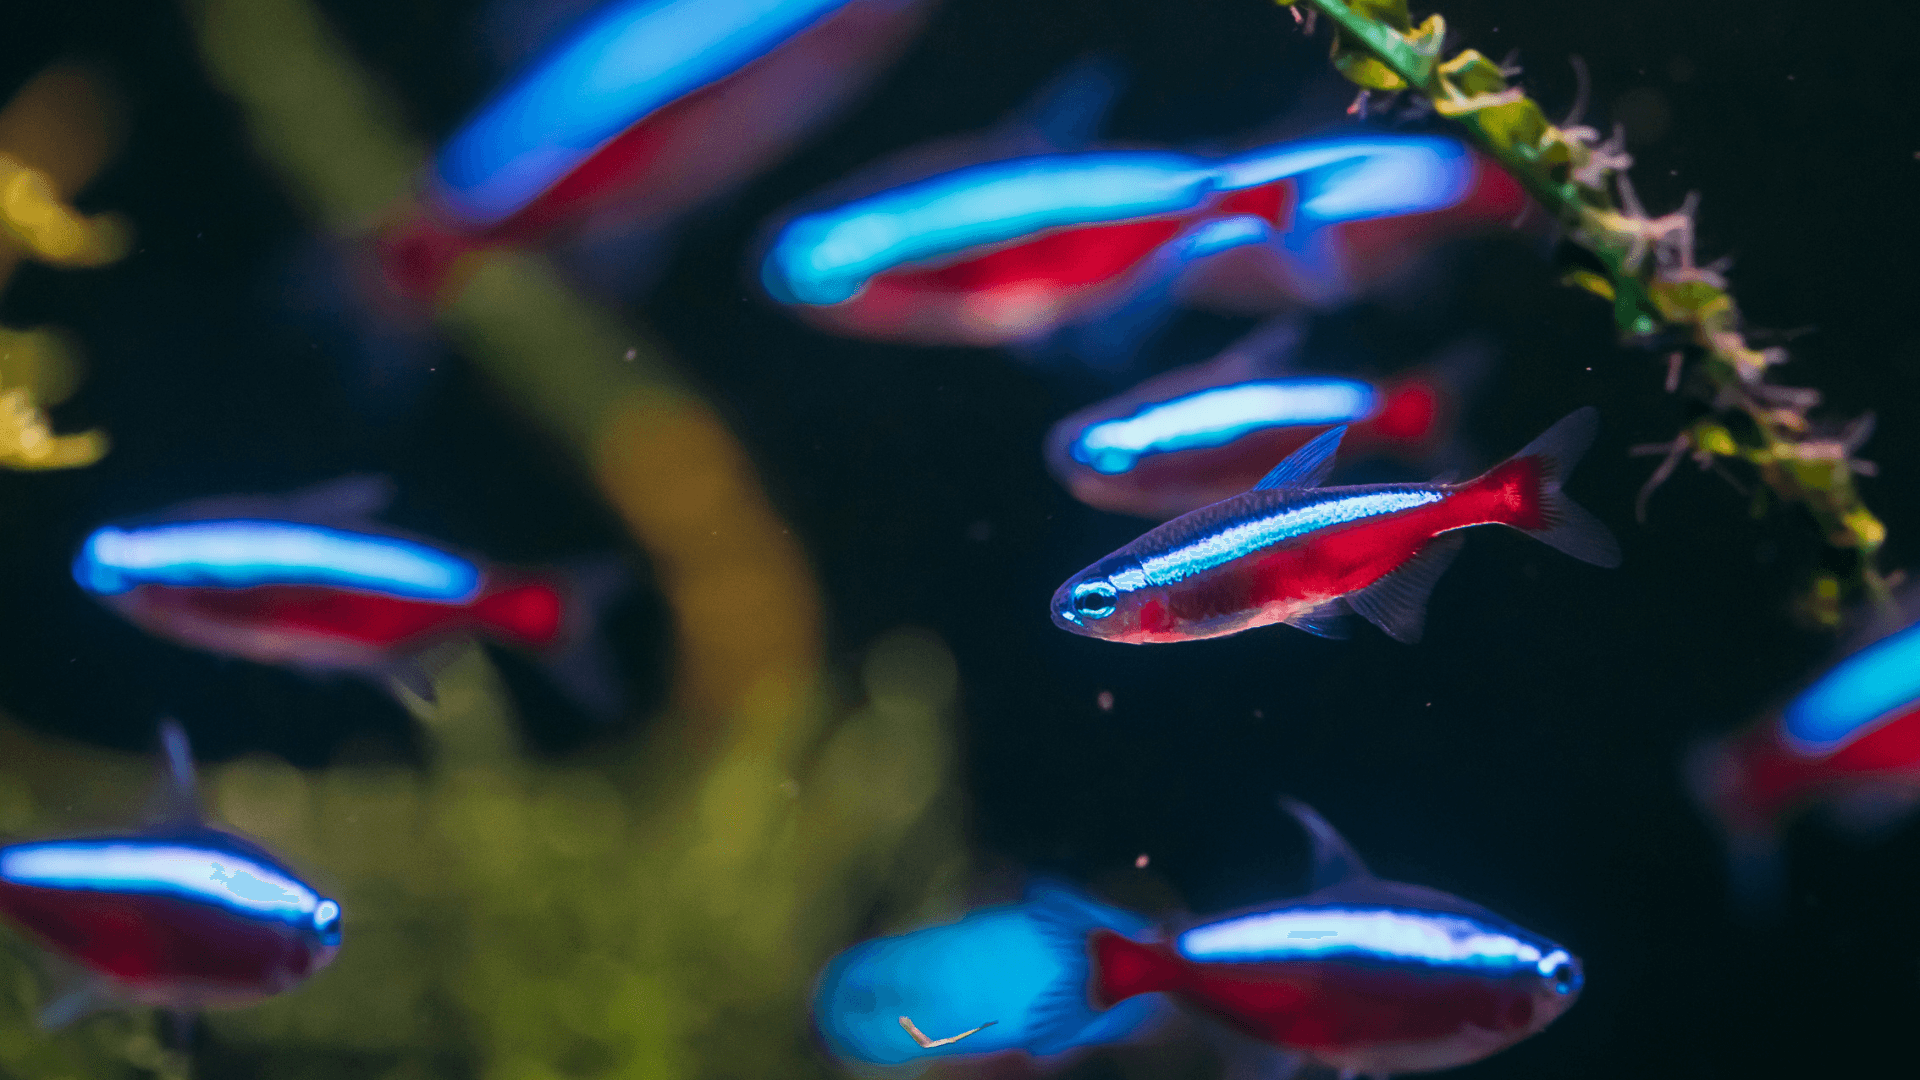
[1051,556,1150,640]
[1525,943,1584,1029]
[282,896,345,985]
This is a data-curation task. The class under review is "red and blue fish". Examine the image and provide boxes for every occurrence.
[1691,589,1920,905]
[0,722,340,1026]
[812,802,1582,1076]
[1086,801,1583,1077]
[1052,408,1620,644]
[72,477,620,709]
[379,0,934,299]
[759,110,1524,350]
[1045,319,1483,519]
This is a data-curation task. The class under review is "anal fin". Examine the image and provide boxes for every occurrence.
[1344,534,1465,644]
[1284,601,1350,639]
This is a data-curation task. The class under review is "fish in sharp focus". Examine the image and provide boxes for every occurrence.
[812,882,1166,1066]
[759,127,1512,354]
[1689,587,1920,908]
[1051,407,1620,644]
[1045,319,1485,519]
[377,0,934,299]
[1072,800,1582,1078]
[71,476,625,712]
[0,721,341,1027]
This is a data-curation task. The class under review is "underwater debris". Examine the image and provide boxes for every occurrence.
[1274,0,1892,617]
[899,1015,997,1048]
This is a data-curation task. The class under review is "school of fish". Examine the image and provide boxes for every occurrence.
[0,3,1905,1079]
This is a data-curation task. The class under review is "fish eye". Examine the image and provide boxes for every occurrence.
[1550,963,1576,993]
[313,899,341,938]
[1071,581,1118,619]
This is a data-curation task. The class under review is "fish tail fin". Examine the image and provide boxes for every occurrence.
[1021,881,1167,1052]
[1682,737,1786,922]
[476,558,630,722]
[1373,338,1493,448]
[1471,406,1621,567]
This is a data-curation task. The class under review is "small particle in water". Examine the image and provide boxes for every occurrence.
[900,1016,997,1048]
[1135,853,1149,869]
[623,347,637,361]
[1252,708,1264,719]
[779,779,800,797]
[1097,690,1114,712]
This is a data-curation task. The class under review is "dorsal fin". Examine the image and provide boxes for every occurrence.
[1280,798,1372,889]
[144,718,201,827]
[1252,426,1346,491]
[1007,55,1125,152]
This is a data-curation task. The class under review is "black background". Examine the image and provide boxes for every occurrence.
[3,0,1919,1077]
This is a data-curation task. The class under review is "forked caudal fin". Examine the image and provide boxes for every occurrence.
[1478,407,1621,568]
[1021,882,1168,1050]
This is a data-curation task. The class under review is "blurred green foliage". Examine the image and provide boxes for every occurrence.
[1277,0,1890,619]
[1,631,965,1080]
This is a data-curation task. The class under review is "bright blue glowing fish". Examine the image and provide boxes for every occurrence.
[379,0,933,298]
[759,130,1515,348]
[0,722,341,1026]
[1045,322,1483,519]
[1086,801,1582,1077]
[813,882,1165,1066]
[72,477,624,712]
[1689,587,1920,911]
[437,0,861,227]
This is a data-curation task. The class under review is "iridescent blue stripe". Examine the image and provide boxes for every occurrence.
[72,521,480,600]
[762,153,1215,305]
[1178,906,1568,978]
[1216,134,1473,226]
[0,841,322,930]
[1071,379,1377,475]
[762,133,1476,308]
[1129,489,1443,589]
[435,0,852,226]
[1782,621,1920,751]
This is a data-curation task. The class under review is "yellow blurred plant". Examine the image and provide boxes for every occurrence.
[0,63,129,472]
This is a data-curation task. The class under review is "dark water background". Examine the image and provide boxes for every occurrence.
[3,0,1919,1077]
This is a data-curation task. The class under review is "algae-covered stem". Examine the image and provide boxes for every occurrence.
[1275,0,1890,620]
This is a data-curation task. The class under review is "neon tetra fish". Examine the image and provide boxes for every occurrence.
[1690,588,1920,907]
[1052,408,1620,644]
[380,0,933,298]
[1074,801,1583,1077]
[0,722,341,1027]
[760,131,1500,350]
[813,882,1164,1066]
[1045,320,1482,519]
[73,477,621,709]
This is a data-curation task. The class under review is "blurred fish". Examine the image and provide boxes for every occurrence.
[1690,587,1920,909]
[813,882,1165,1066]
[378,0,934,299]
[72,477,625,713]
[0,721,341,1027]
[1045,319,1486,519]
[1052,408,1619,644]
[759,110,1519,357]
[1077,801,1582,1077]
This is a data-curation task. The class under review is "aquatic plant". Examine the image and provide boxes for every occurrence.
[0,65,124,472]
[1272,0,1889,621]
